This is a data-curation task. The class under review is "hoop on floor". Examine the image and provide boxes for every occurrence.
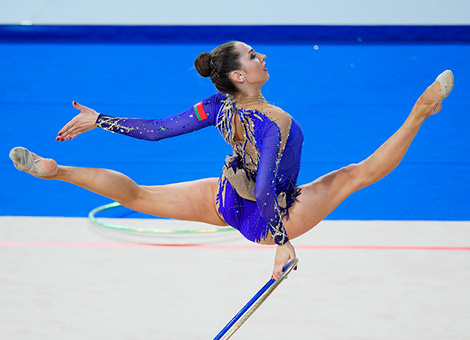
[214,258,299,340]
[88,202,235,236]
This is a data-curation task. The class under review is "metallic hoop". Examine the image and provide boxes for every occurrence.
[214,258,299,340]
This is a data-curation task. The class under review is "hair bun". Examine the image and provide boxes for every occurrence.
[194,52,212,78]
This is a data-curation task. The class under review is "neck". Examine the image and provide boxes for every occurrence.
[233,89,266,107]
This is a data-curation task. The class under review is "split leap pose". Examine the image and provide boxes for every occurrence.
[10,41,454,279]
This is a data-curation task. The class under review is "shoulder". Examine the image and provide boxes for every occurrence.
[199,92,228,122]
[260,105,292,128]
[254,106,294,149]
[202,92,227,106]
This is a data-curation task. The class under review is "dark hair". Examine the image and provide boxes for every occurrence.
[194,41,241,95]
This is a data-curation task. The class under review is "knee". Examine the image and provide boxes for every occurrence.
[336,163,366,193]
[117,185,148,208]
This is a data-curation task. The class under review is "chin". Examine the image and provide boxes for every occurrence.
[263,74,270,84]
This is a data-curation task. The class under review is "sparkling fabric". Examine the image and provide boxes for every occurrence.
[96,92,304,245]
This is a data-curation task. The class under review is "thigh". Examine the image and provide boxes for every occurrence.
[125,177,228,226]
[284,165,360,239]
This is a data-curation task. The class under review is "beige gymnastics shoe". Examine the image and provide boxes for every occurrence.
[9,147,58,177]
[435,70,454,100]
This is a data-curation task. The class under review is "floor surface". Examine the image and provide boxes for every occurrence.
[1,217,469,339]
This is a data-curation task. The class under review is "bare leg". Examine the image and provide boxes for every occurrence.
[9,148,227,226]
[58,166,227,225]
[285,71,454,239]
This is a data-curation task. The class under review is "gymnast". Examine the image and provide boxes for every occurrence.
[9,41,454,279]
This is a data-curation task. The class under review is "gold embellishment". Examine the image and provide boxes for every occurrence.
[97,116,136,133]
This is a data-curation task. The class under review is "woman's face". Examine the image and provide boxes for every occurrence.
[234,42,269,87]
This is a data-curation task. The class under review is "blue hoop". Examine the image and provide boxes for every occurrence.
[214,258,299,340]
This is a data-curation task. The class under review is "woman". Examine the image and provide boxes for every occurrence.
[9,41,454,279]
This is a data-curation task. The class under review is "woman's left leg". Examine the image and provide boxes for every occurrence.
[9,147,227,226]
[284,71,453,239]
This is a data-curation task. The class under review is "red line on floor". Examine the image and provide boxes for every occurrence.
[0,242,469,251]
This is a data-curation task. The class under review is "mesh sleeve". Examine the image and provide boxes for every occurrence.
[254,123,289,245]
[96,93,223,141]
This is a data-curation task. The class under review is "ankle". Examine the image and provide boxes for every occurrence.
[29,158,59,179]
[50,165,67,179]
[412,93,442,120]
[404,112,426,130]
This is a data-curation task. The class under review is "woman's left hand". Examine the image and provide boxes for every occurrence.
[56,101,99,142]
[272,241,296,280]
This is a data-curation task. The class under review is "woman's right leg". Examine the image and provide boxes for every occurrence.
[10,149,227,226]
[284,71,454,239]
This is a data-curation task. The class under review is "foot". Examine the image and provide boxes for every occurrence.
[435,70,454,100]
[9,147,58,177]
[415,70,454,118]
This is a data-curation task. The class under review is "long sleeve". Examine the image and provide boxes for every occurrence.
[95,93,223,141]
[254,122,289,245]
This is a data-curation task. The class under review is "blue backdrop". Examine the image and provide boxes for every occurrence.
[1,26,469,219]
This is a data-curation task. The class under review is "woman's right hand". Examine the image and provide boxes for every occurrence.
[272,241,296,280]
[57,101,99,142]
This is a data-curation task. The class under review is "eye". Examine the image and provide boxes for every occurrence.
[250,52,256,59]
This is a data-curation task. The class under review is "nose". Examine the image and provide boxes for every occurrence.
[259,53,266,62]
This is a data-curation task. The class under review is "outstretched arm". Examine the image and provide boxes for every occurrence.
[57,94,223,142]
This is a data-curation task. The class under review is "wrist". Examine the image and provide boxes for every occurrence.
[277,240,291,248]
[274,234,289,246]
[94,112,102,126]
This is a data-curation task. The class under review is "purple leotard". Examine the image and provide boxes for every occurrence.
[96,92,303,245]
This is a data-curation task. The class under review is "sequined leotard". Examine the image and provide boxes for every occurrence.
[96,92,304,245]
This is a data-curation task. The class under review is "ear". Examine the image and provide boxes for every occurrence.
[230,71,245,84]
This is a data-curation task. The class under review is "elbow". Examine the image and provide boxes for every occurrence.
[254,186,269,203]
[142,134,160,142]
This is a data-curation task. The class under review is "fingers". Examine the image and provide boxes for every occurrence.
[57,117,79,141]
[272,257,287,280]
[72,101,89,112]
[58,119,75,137]
[57,128,79,141]
[272,261,298,280]
[58,123,85,141]
[57,102,84,141]
[57,102,98,142]
[272,264,284,280]
[57,118,84,141]
[272,241,297,280]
